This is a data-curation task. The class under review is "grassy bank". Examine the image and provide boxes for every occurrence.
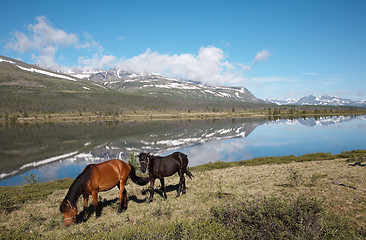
[1,151,365,239]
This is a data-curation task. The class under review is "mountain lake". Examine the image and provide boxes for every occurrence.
[1,115,365,186]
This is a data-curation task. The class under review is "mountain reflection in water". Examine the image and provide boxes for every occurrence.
[1,115,365,186]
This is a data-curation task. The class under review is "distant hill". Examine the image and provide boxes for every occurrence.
[0,55,267,114]
[266,95,366,107]
[74,68,264,104]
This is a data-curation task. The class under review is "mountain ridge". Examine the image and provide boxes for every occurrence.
[266,95,366,107]
[0,55,268,114]
[69,68,264,104]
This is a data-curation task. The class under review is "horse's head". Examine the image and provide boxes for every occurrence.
[59,199,77,227]
[138,152,150,173]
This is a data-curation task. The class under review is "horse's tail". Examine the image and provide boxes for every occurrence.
[178,152,193,179]
[185,169,194,179]
[128,164,149,186]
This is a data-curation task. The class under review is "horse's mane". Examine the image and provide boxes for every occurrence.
[151,152,183,160]
[60,165,93,211]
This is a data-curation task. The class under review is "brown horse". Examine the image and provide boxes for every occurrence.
[138,152,193,202]
[59,159,149,226]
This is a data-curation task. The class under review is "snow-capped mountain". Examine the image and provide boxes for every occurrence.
[266,95,366,107]
[82,68,264,103]
[265,98,298,105]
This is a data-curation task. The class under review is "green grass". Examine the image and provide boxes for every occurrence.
[0,179,73,213]
[209,196,364,239]
[1,196,363,239]
[190,150,366,172]
[1,151,365,239]
[1,150,365,214]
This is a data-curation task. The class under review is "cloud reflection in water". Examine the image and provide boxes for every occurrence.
[1,115,366,186]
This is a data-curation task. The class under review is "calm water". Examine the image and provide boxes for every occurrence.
[1,115,365,186]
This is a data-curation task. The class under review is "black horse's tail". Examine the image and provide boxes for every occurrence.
[185,169,194,179]
[179,153,193,179]
[129,164,149,186]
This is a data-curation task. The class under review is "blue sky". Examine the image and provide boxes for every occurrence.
[1,0,365,100]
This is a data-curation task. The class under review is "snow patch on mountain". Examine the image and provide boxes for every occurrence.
[1,57,77,81]
[0,58,16,64]
[17,65,77,81]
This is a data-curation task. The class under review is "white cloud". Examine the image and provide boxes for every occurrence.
[32,46,58,69]
[5,31,33,53]
[77,32,102,50]
[252,49,271,63]
[79,54,117,69]
[6,16,78,54]
[238,63,251,73]
[5,16,272,87]
[29,16,78,47]
[117,46,247,86]
[5,16,105,70]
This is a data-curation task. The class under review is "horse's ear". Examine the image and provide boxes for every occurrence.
[147,152,150,156]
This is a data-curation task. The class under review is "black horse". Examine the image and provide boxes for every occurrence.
[138,152,193,202]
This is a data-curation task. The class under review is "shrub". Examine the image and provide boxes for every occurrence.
[0,192,17,213]
[286,167,303,187]
[210,196,364,239]
[128,151,142,174]
[23,172,41,185]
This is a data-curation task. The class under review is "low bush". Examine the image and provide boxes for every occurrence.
[210,196,364,240]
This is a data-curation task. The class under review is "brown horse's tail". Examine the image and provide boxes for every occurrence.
[129,164,149,186]
[185,169,193,179]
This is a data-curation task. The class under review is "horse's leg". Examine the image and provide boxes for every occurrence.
[177,171,181,197]
[92,190,100,218]
[182,170,187,194]
[118,180,127,213]
[123,188,128,210]
[83,194,89,221]
[149,178,156,203]
[177,169,185,197]
[159,177,167,199]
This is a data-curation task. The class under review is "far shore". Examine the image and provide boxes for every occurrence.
[1,108,366,124]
